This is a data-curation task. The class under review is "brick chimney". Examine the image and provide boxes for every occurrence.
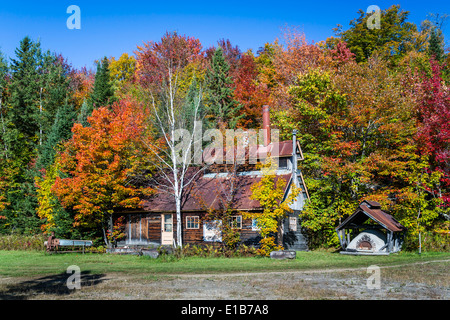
[262,105,270,146]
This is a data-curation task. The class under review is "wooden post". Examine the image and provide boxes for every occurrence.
[388,231,394,253]
[337,229,343,248]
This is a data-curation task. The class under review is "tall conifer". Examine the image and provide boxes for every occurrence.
[204,47,242,129]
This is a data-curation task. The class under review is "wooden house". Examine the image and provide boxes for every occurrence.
[116,106,310,250]
[336,200,407,255]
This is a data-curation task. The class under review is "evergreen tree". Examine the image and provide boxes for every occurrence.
[428,27,445,62]
[87,57,116,111]
[0,50,9,159]
[35,54,77,172]
[0,37,45,233]
[41,55,73,129]
[204,47,242,129]
[76,100,90,127]
[8,37,42,153]
[182,76,205,132]
[1,38,74,234]
[36,102,77,171]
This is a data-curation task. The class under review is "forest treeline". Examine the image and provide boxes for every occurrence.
[0,5,448,250]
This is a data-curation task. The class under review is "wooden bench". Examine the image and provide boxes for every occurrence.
[45,233,93,254]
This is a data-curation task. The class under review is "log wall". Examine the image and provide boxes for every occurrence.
[120,212,261,246]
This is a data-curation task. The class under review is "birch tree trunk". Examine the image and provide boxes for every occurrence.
[145,75,204,248]
[136,33,206,248]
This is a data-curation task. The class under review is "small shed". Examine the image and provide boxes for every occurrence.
[336,200,407,255]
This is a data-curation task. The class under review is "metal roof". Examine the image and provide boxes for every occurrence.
[336,200,407,232]
[142,169,292,213]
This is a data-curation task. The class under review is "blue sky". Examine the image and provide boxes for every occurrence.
[0,1,449,70]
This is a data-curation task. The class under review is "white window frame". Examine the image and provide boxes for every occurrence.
[186,216,200,229]
[251,218,260,231]
[230,215,242,229]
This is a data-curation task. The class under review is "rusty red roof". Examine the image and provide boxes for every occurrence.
[142,169,292,213]
[337,201,406,232]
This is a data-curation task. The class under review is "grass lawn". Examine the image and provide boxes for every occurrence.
[0,250,449,278]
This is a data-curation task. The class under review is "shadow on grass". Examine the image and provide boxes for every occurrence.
[0,271,106,300]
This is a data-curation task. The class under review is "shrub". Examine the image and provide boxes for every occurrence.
[0,234,47,251]
[403,231,450,252]
[256,236,283,257]
[158,243,258,259]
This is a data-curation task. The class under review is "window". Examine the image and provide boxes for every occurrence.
[289,216,298,232]
[186,216,199,229]
[230,216,242,229]
[163,214,173,232]
[278,157,288,169]
[251,219,260,231]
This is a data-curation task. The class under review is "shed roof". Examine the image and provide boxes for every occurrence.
[336,200,407,232]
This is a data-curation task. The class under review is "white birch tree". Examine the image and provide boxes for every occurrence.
[135,32,207,247]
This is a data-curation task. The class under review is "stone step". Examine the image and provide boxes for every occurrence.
[283,231,308,251]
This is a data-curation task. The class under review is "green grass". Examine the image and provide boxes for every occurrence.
[0,250,449,278]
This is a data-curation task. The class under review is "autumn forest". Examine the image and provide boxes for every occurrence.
[0,5,449,251]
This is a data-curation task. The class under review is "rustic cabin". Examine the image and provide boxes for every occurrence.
[116,106,310,251]
[336,200,407,255]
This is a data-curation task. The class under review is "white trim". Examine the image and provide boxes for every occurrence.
[186,216,200,229]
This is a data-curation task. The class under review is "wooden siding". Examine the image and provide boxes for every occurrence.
[120,212,261,246]
[183,213,203,243]
[123,213,157,245]
[147,214,161,241]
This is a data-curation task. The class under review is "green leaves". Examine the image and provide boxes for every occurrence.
[337,5,423,64]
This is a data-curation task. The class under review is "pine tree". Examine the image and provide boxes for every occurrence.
[0,37,45,234]
[35,54,77,171]
[8,37,42,149]
[0,50,9,159]
[428,27,444,62]
[204,47,242,129]
[41,55,73,129]
[182,76,205,132]
[77,100,90,127]
[36,102,77,171]
[87,57,116,111]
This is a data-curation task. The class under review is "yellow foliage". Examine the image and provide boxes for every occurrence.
[246,156,300,254]
[35,159,61,232]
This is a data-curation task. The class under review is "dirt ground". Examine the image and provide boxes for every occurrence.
[0,260,448,300]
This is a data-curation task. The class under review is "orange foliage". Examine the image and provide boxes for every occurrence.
[53,98,155,228]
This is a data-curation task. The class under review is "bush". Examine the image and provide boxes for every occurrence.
[0,234,47,251]
[256,237,283,257]
[157,243,258,259]
[403,231,450,252]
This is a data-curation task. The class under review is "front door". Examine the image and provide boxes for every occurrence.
[161,214,173,245]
